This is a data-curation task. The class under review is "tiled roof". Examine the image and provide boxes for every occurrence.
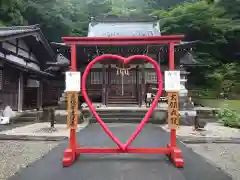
[0,25,39,37]
[88,15,160,37]
[0,24,56,62]
[88,21,161,37]
[91,15,159,22]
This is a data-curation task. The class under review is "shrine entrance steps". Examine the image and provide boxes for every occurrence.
[107,96,138,105]
[87,109,165,124]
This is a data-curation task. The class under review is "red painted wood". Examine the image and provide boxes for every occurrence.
[62,35,184,42]
[62,35,184,168]
[81,54,163,152]
[62,36,184,45]
[61,40,181,45]
[169,43,177,147]
[76,147,171,154]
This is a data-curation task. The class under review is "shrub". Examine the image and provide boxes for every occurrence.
[217,106,240,128]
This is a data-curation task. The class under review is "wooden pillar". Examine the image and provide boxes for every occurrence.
[136,65,139,102]
[139,64,145,107]
[102,64,106,105]
[157,51,161,66]
[37,80,43,110]
[17,72,23,112]
[106,65,111,106]
[169,42,177,147]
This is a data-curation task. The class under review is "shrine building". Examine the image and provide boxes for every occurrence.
[50,16,199,108]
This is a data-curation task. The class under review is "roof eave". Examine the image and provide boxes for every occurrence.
[90,15,159,23]
[37,30,56,61]
[0,30,39,42]
[0,25,56,62]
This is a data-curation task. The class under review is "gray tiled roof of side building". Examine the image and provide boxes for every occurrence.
[0,25,39,37]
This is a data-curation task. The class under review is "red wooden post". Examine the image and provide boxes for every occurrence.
[62,44,78,167]
[169,42,177,147]
[71,44,77,71]
[70,44,77,151]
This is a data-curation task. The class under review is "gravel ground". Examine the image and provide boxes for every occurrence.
[0,140,60,180]
[161,123,240,139]
[187,143,240,180]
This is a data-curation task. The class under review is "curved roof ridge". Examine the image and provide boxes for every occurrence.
[0,24,40,30]
[91,15,159,23]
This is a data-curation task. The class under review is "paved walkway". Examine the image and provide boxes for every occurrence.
[9,124,232,180]
[0,122,32,132]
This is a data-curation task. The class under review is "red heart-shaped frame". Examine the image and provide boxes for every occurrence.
[81,54,163,150]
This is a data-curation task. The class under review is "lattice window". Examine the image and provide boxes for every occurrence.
[90,71,102,84]
[145,72,157,82]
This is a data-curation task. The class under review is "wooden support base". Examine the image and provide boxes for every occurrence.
[62,146,183,168]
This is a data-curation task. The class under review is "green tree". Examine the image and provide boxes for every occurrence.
[152,1,239,64]
[0,0,26,25]
[206,63,239,95]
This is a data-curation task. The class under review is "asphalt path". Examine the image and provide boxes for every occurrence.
[9,124,232,180]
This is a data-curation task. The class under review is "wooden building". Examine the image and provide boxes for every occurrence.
[0,25,58,113]
[51,16,199,107]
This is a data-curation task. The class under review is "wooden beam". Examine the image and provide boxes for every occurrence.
[140,64,145,107]
[1,46,40,65]
[102,64,106,105]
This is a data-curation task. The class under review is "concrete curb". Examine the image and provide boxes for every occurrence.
[159,124,240,144]
[0,118,90,142]
[0,134,67,141]
[179,136,240,144]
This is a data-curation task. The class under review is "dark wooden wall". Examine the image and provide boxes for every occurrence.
[23,86,37,109]
[0,64,19,110]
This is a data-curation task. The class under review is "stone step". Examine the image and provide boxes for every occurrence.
[90,116,198,126]
[88,109,166,124]
[96,113,148,118]
[108,97,137,99]
[108,99,138,104]
[108,102,138,104]
[108,96,137,99]
[97,110,148,114]
[54,114,84,124]
[10,111,43,124]
[89,117,164,124]
[108,99,137,104]
[18,112,41,117]
[108,98,137,100]
[11,116,38,123]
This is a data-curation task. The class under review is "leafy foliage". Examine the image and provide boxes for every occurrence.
[206,63,239,95]
[150,0,240,93]
[217,106,240,128]
[0,0,26,25]
[152,1,239,63]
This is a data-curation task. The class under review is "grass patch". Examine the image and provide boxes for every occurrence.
[195,99,240,112]
[194,98,240,128]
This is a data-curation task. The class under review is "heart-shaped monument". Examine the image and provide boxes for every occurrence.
[81,54,163,150]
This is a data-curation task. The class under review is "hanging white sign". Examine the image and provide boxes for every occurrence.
[65,71,81,92]
[164,71,181,91]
